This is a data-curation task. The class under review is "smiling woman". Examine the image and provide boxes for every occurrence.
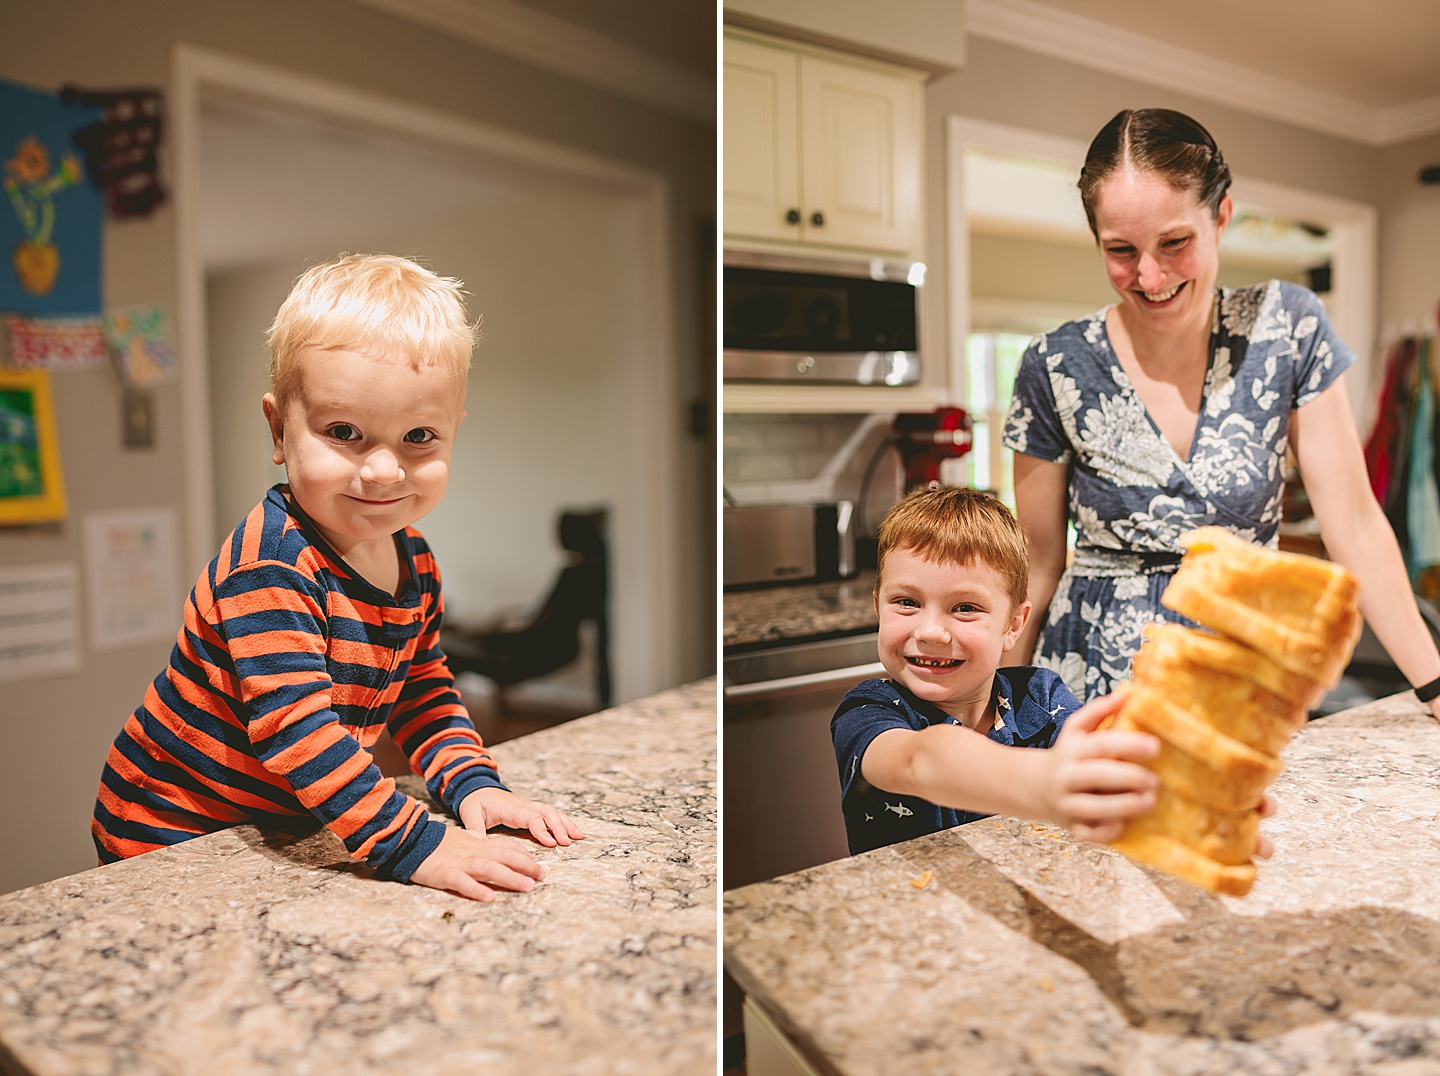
[1002,107,1440,719]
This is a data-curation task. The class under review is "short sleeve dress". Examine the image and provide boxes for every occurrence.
[1000,281,1355,702]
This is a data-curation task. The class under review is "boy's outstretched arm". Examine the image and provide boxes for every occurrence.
[861,692,1160,840]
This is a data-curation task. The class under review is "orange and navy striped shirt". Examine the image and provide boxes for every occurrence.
[92,485,503,881]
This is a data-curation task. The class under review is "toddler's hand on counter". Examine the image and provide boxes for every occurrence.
[409,825,545,902]
[458,787,586,847]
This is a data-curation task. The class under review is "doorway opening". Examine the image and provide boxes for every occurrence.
[171,44,681,705]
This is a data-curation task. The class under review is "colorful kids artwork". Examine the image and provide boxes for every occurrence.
[0,367,67,524]
[83,507,180,649]
[105,305,175,386]
[2,314,108,370]
[0,78,103,315]
[61,85,167,219]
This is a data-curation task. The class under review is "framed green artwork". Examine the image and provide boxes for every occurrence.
[0,367,66,524]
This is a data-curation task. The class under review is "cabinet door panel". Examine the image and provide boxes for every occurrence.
[800,56,920,254]
[724,38,802,243]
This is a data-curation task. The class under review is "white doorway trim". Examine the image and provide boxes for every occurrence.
[945,114,1379,424]
[169,43,680,698]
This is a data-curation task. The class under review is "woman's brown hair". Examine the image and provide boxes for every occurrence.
[1077,108,1232,238]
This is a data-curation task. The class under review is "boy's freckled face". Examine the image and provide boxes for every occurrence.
[875,547,1028,722]
[263,346,466,554]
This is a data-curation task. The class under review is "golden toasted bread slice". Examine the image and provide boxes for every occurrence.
[1108,830,1257,897]
[1121,784,1262,866]
[1132,625,1315,754]
[1113,683,1281,810]
[1162,527,1361,686]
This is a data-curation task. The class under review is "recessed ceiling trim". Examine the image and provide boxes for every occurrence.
[1377,94,1440,144]
[344,0,714,124]
[966,0,1437,146]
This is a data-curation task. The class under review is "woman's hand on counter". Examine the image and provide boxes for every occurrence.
[458,787,586,848]
[409,826,546,902]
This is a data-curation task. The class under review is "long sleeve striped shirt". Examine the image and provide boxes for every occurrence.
[92,485,503,881]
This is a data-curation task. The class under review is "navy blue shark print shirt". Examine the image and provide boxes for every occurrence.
[830,668,1079,855]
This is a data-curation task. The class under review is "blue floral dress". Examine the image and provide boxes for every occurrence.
[1001,281,1355,701]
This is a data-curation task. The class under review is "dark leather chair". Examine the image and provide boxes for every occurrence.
[443,508,611,711]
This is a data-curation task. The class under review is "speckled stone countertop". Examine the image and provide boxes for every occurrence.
[725,691,1440,1074]
[723,572,877,650]
[0,678,716,1076]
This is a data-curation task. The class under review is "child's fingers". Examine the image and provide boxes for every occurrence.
[1070,818,1125,843]
[527,815,560,848]
[1258,793,1277,818]
[1072,728,1160,763]
[445,829,546,880]
[560,811,586,841]
[1060,757,1158,796]
[468,857,542,893]
[1058,786,1156,826]
[479,835,547,879]
[440,872,499,903]
[521,804,585,846]
[1255,833,1274,859]
[1062,691,1126,734]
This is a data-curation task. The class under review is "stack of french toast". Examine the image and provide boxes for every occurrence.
[1104,527,1362,896]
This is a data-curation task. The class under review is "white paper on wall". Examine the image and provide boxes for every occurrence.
[84,507,181,650]
[0,562,80,684]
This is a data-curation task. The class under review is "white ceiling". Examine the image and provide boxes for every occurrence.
[1023,0,1440,108]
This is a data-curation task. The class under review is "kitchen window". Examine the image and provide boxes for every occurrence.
[960,330,1029,509]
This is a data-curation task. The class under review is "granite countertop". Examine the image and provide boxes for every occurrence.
[723,572,878,650]
[725,691,1440,1074]
[0,678,716,1076]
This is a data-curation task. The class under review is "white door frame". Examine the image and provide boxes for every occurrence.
[946,114,1379,425]
[169,43,680,699]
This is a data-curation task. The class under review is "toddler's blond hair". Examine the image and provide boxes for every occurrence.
[267,253,478,407]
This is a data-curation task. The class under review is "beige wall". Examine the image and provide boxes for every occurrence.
[0,0,714,896]
[1376,132,1440,337]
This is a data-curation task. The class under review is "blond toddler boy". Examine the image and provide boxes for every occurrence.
[92,254,581,901]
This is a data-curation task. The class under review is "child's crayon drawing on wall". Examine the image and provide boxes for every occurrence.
[0,368,66,524]
[0,79,102,315]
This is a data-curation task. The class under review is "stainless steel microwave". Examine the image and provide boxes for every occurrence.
[723,250,922,385]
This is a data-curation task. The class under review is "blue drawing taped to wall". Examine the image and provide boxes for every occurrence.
[0,78,103,315]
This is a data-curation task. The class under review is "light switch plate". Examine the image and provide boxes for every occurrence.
[122,388,154,448]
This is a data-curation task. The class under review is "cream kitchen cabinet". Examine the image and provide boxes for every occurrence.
[724,31,923,257]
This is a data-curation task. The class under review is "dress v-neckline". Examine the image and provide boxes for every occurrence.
[1099,296,1219,466]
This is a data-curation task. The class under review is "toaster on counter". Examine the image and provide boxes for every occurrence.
[723,502,856,589]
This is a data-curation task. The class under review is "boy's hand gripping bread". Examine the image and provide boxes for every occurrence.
[1102,527,1361,896]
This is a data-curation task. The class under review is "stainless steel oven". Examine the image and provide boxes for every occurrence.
[723,250,923,385]
[723,631,884,890]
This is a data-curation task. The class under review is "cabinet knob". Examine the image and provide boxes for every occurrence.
[810,210,825,227]
[785,208,801,224]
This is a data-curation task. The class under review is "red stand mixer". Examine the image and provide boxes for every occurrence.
[892,406,973,491]
[855,407,976,568]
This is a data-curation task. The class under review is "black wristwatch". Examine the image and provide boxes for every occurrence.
[1414,675,1440,704]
